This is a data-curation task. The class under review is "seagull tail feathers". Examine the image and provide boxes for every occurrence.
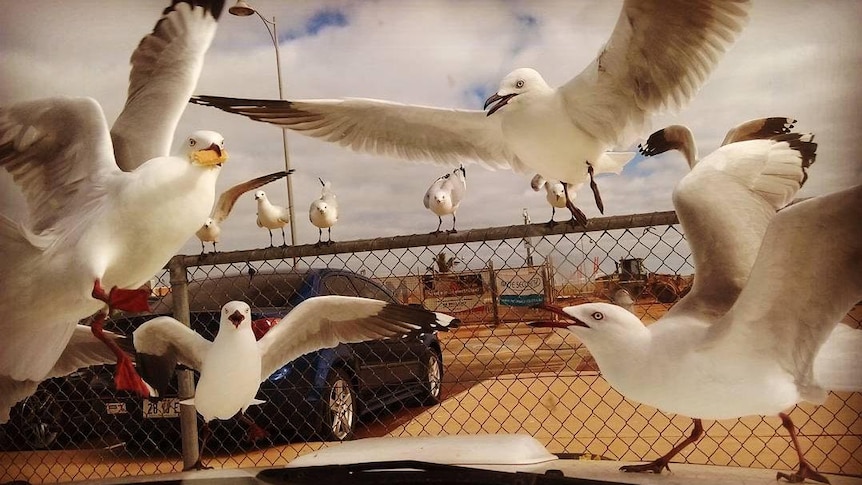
[813,323,862,393]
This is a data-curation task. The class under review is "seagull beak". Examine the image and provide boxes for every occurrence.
[228,310,245,328]
[484,92,516,116]
[529,303,589,329]
[192,144,229,167]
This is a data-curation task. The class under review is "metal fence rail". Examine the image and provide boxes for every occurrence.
[1,211,860,483]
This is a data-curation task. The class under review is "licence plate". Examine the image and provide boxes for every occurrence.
[142,398,181,418]
[105,402,128,415]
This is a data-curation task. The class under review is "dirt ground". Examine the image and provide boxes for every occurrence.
[3,302,860,483]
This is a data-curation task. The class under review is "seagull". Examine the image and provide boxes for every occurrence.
[196,170,291,253]
[424,165,467,234]
[255,190,290,247]
[189,0,750,223]
[0,0,224,422]
[309,178,338,246]
[529,124,862,483]
[530,174,582,226]
[133,298,459,469]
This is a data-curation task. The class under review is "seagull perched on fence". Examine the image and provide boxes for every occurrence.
[196,170,291,253]
[189,0,750,224]
[0,0,225,422]
[255,190,290,247]
[133,298,459,470]
[530,174,582,226]
[309,178,339,246]
[424,165,466,234]
[530,121,862,484]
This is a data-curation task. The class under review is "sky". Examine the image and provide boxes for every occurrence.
[1,0,860,255]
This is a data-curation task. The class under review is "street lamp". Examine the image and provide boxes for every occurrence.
[229,0,297,248]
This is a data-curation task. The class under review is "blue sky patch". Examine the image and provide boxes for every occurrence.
[280,8,349,42]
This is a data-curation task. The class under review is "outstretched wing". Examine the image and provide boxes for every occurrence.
[668,133,816,320]
[720,117,795,146]
[711,185,862,400]
[561,0,750,147]
[133,316,212,395]
[212,170,290,223]
[0,97,119,234]
[191,96,520,170]
[112,0,224,171]
[258,296,458,381]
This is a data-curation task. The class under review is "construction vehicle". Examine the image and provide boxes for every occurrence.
[593,258,691,304]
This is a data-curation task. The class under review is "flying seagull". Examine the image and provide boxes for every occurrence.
[424,165,467,234]
[0,0,225,422]
[309,178,338,246]
[196,170,291,253]
[190,0,750,223]
[133,298,459,469]
[530,174,582,226]
[530,123,860,484]
[255,190,290,247]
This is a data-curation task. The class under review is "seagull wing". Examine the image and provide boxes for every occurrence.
[560,0,751,147]
[111,0,224,171]
[258,296,458,381]
[710,184,862,400]
[133,316,212,395]
[0,97,119,234]
[191,96,520,170]
[668,133,816,320]
[720,117,796,146]
[212,171,289,223]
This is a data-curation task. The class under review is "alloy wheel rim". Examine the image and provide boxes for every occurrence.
[328,377,354,440]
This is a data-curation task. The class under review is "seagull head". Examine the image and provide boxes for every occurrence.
[221,300,252,330]
[254,190,267,201]
[484,68,549,116]
[203,218,214,228]
[550,181,566,201]
[187,130,228,168]
[529,302,647,344]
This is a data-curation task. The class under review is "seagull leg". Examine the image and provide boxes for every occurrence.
[431,216,443,235]
[563,182,588,227]
[546,207,557,227]
[620,418,703,474]
[199,240,206,254]
[326,228,334,245]
[315,228,323,248]
[776,413,831,484]
[91,279,150,314]
[448,214,458,234]
[239,413,269,443]
[586,162,604,214]
[267,229,274,247]
[280,227,288,247]
[184,421,213,471]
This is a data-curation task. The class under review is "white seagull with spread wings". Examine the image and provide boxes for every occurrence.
[133,298,459,469]
[532,120,862,483]
[190,0,751,223]
[0,0,225,422]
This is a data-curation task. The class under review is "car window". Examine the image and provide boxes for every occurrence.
[352,275,396,303]
[321,274,360,297]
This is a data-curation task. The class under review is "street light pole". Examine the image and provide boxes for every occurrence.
[229,1,297,248]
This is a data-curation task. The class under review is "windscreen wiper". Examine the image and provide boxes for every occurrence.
[257,460,623,485]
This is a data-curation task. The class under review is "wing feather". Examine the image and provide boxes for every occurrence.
[212,171,289,222]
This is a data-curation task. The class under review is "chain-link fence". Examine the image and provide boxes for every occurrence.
[2,211,860,483]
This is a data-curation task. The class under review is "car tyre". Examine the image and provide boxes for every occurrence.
[320,368,356,441]
[15,390,62,449]
[416,350,444,406]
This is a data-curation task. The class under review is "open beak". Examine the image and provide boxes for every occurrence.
[483,92,517,116]
[228,310,245,328]
[529,303,589,328]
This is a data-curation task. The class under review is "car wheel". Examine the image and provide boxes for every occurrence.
[417,350,444,406]
[320,368,356,441]
[16,390,62,449]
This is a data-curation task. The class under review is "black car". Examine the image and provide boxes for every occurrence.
[110,267,446,449]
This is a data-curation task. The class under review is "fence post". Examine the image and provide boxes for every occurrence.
[168,256,199,470]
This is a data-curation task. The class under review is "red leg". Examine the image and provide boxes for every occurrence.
[90,311,151,396]
[91,279,150,313]
[620,418,704,474]
[776,413,830,484]
[184,422,213,471]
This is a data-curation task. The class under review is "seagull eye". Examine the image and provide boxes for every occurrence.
[189,138,197,147]
[591,311,604,321]
[516,79,525,88]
